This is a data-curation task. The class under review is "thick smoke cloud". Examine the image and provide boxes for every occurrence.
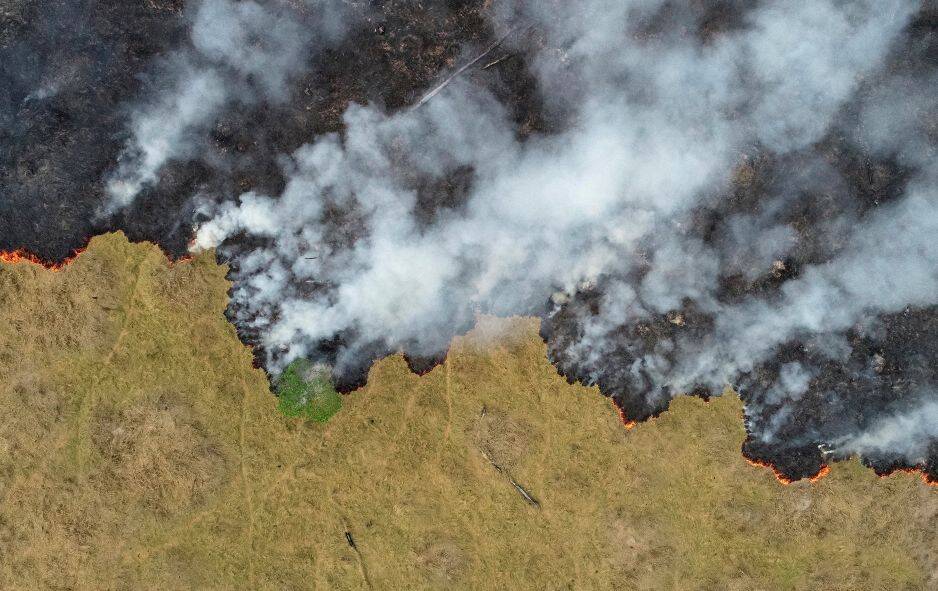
[105,0,938,480]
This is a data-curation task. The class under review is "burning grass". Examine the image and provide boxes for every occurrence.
[0,246,86,270]
[0,232,935,590]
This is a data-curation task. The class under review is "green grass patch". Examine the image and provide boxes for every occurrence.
[275,359,342,422]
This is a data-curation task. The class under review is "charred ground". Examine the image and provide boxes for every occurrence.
[2,1,938,483]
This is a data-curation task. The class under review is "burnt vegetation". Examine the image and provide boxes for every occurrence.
[2,0,938,483]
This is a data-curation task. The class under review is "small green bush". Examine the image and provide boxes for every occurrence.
[275,359,342,422]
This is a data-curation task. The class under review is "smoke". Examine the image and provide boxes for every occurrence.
[103,0,938,479]
[834,398,938,464]
[674,177,938,389]
[102,0,351,213]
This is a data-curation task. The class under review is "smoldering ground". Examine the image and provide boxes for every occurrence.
[3,0,938,482]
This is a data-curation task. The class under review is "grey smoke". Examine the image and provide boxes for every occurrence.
[109,1,938,466]
[673,178,938,389]
[835,398,938,464]
[102,0,351,213]
[196,0,914,357]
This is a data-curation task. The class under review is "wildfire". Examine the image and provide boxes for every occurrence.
[810,465,832,482]
[878,467,938,488]
[610,399,636,430]
[613,394,839,485]
[0,240,193,273]
[744,456,808,485]
[0,248,85,271]
[606,392,938,489]
[743,456,938,487]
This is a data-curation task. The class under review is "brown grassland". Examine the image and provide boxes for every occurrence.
[0,232,935,590]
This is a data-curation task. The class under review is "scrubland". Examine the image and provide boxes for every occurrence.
[0,233,934,590]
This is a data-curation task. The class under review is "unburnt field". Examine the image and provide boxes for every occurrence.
[0,233,935,590]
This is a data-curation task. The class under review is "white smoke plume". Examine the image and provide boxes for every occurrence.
[102,0,351,213]
[835,398,938,464]
[108,0,937,474]
[195,0,916,359]
[673,177,938,390]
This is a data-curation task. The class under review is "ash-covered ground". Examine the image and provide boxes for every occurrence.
[2,0,938,482]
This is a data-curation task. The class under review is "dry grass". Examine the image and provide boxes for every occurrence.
[0,232,935,590]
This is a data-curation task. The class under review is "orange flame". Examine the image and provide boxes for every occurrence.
[809,465,832,483]
[610,399,636,430]
[0,241,192,273]
[743,456,938,487]
[743,456,832,485]
[877,467,937,487]
[607,393,935,488]
[0,247,85,271]
[744,456,804,485]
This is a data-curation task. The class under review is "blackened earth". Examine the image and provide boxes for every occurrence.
[2,0,937,482]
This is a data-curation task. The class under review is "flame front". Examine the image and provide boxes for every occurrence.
[744,456,807,485]
[879,467,938,487]
[0,248,85,271]
[610,399,636,430]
